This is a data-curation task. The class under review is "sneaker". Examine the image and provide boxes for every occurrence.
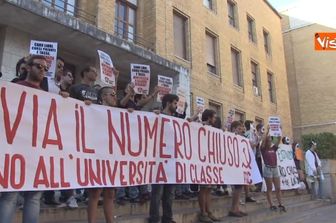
[245,197,256,202]
[278,205,286,212]
[199,213,213,223]
[67,196,78,208]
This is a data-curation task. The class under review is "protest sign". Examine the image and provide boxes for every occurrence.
[30,40,58,78]
[157,75,173,102]
[268,116,282,137]
[262,144,300,191]
[97,50,115,87]
[131,64,150,94]
[176,88,187,115]
[195,97,205,112]
[0,81,262,191]
[225,109,235,131]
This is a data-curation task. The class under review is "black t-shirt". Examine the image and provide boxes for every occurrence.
[69,84,98,103]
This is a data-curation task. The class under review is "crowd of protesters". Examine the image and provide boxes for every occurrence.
[0,54,325,223]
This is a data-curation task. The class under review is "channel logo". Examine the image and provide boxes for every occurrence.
[315,33,336,50]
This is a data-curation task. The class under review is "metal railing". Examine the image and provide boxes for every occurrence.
[114,24,155,52]
[40,0,96,24]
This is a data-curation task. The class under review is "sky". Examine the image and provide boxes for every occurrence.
[268,0,336,28]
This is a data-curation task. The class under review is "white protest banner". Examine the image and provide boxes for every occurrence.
[97,50,115,87]
[268,116,282,137]
[131,64,150,94]
[30,40,58,78]
[262,144,300,191]
[176,88,186,115]
[157,75,173,102]
[225,109,235,131]
[0,81,262,191]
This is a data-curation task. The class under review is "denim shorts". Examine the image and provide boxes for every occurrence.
[263,166,279,178]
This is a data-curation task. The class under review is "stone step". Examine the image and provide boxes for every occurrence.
[261,201,335,223]
[28,191,314,223]
[60,199,328,223]
[15,191,308,223]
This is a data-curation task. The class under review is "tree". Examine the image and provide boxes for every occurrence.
[302,132,336,159]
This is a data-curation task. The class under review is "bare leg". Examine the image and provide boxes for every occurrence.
[273,177,282,205]
[103,189,115,223]
[205,188,211,213]
[87,188,102,223]
[198,188,206,214]
[230,186,242,213]
[265,178,273,208]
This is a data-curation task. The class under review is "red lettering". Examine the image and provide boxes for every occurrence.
[60,158,70,187]
[107,110,125,155]
[176,162,184,183]
[75,105,80,152]
[89,159,102,186]
[106,160,118,185]
[159,117,171,159]
[144,116,158,157]
[42,99,63,150]
[32,95,38,147]
[173,120,183,159]
[1,88,26,144]
[198,127,206,162]
[76,158,88,186]
[34,156,49,188]
[80,106,95,153]
[206,166,212,184]
[148,161,156,183]
[119,161,127,186]
[0,154,9,188]
[233,137,240,168]
[182,122,192,160]
[49,157,59,188]
[129,161,136,185]
[156,162,167,183]
[136,161,144,184]
[11,154,25,189]
[227,136,234,166]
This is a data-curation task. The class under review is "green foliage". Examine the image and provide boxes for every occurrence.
[301,132,336,159]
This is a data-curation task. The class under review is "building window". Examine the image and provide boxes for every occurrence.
[263,29,271,55]
[255,117,264,126]
[114,0,136,42]
[205,31,218,75]
[231,47,243,87]
[42,0,76,15]
[228,0,238,28]
[209,100,223,123]
[251,60,261,96]
[247,15,256,43]
[203,0,214,11]
[267,71,276,103]
[173,11,188,60]
[234,110,245,122]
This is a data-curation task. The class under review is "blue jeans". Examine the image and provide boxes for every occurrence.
[175,184,189,196]
[149,184,175,223]
[0,191,42,223]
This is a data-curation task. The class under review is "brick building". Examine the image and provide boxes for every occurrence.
[0,0,292,136]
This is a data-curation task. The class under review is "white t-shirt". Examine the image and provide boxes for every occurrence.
[47,77,60,94]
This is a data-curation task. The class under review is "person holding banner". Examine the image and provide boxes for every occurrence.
[260,126,286,212]
[69,66,100,104]
[198,109,221,223]
[149,94,179,223]
[305,141,324,199]
[228,121,248,218]
[0,55,48,223]
[87,86,118,223]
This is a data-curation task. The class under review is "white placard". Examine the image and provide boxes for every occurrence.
[176,87,187,115]
[157,75,173,102]
[97,50,115,86]
[30,40,58,78]
[131,64,150,94]
[268,116,282,137]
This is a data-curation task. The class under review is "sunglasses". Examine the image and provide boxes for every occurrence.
[31,63,48,72]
